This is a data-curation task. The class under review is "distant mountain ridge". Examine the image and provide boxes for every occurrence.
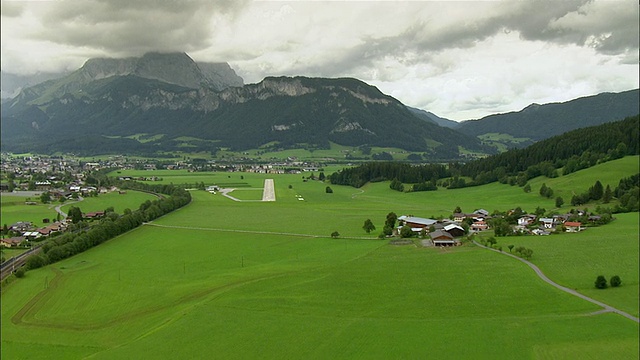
[407,107,460,129]
[0,53,490,157]
[1,51,638,157]
[457,89,640,143]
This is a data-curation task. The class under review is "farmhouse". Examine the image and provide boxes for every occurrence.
[429,230,459,246]
[517,215,537,226]
[23,231,43,240]
[564,221,583,232]
[398,216,437,229]
[84,211,105,220]
[474,209,489,217]
[0,237,24,247]
[9,221,33,233]
[470,221,489,231]
[532,228,551,236]
[443,223,465,238]
[538,218,555,229]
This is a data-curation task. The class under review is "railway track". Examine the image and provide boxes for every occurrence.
[0,246,42,281]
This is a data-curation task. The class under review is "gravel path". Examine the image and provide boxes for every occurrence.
[473,240,639,323]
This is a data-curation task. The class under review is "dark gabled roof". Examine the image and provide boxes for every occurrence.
[429,230,454,240]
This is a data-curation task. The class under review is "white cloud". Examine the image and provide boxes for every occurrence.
[1,0,638,120]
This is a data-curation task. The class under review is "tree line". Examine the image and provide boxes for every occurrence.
[329,162,450,188]
[329,116,639,193]
[459,115,639,186]
[22,181,191,272]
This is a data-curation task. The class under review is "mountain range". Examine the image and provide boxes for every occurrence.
[1,52,638,157]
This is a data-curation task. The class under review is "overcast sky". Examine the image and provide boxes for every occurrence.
[1,0,638,120]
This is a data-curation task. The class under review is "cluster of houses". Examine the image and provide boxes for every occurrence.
[514,213,592,235]
[1,220,69,248]
[397,208,594,247]
[397,213,487,247]
[1,211,106,249]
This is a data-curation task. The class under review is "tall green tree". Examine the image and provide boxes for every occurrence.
[602,185,613,203]
[67,206,83,223]
[362,219,376,234]
[589,180,604,200]
[385,212,398,229]
[400,225,414,238]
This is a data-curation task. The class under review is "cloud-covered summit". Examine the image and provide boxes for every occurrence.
[1,0,637,120]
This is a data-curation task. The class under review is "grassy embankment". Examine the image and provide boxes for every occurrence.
[1,156,638,359]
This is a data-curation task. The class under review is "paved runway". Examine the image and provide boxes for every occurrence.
[262,179,276,201]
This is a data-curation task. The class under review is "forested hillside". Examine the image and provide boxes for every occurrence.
[330,115,639,190]
[457,89,639,142]
[460,115,639,184]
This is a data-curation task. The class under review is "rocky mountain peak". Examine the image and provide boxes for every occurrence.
[78,52,243,91]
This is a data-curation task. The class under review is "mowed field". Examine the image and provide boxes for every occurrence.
[1,190,158,229]
[1,157,638,359]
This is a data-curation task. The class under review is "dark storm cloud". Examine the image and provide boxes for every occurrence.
[32,0,249,56]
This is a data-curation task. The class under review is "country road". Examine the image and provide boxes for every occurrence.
[53,196,84,218]
[472,240,639,323]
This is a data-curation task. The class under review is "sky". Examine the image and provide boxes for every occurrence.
[1,0,638,121]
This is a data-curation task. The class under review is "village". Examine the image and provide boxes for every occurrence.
[0,152,612,251]
[394,206,608,247]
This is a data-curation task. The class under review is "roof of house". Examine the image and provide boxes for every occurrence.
[565,221,582,227]
[84,211,105,218]
[1,237,24,245]
[444,224,464,232]
[429,230,454,240]
[401,216,437,226]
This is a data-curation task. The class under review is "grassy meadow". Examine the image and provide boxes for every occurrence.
[1,190,158,229]
[1,194,61,228]
[59,190,158,215]
[1,156,638,359]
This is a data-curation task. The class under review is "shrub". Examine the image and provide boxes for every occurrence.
[26,254,48,270]
[594,275,608,289]
[14,268,26,278]
[610,275,622,287]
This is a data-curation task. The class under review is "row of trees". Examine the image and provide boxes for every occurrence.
[612,174,640,212]
[23,182,191,271]
[330,162,450,188]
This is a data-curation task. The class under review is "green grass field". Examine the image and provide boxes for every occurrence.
[1,191,158,229]
[490,212,639,318]
[2,157,638,359]
[59,190,158,215]
[1,194,60,228]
